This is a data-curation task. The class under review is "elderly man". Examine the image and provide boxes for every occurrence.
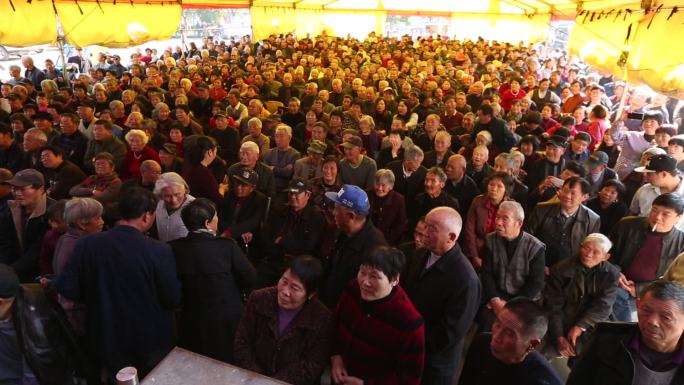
[21,56,46,89]
[459,298,562,385]
[402,206,481,385]
[121,160,161,193]
[0,169,55,282]
[77,100,97,140]
[240,117,270,155]
[493,153,529,206]
[282,97,306,130]
[238,99,269,137]
[423,131,455,169]
[526,177,601,269]
[413,167,460,228]
[256,178,326,287]
[387,145,427,202]
[83,120,126,174]
[225,90,248,127]
[526,135,567,196]
[261,124,300,192]
[55,188,180,381]
[338,135,377,190]
[480,201,545,325]
[53,113,88,170]
[320,185,387,308]
[444,154,479,218]
[19,128,47,170]
[471,104,516,155]
[293,139,326,181]
[610,193,684,321]
[218,168,268,248]
[567,280,684,385]
[227,141,276,198]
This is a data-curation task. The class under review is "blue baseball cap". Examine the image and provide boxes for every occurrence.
[325,184,370,214]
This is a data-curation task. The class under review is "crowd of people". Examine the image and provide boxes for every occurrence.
[0,31,683,385]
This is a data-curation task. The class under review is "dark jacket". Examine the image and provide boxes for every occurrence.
[0,141,25,173]
[183,163,222,205]
[481,231,546,301]
[219,190,269,241]
[525,157,566,195]
[587,167,618,196]
[0,195,55,282]
[259,203,326,259]
[567,323,684,385]
[401,244,481,378]
[526,202,601,267]
[471,117,516,154]
[170,232,257,363]
[387,160,427,203]
[44,160,87,200]
[544,258,620,342]
[320,220,387,308]
[423,150,454,169]
[444,175,479,220]
[413,192,460,230]
[234,287,332,385]
[12,284,87,385]
[55,225,181,371]
[51,132,88,170]
[368,189,408,245]
[610,216,684,293]
[586,198,628,235]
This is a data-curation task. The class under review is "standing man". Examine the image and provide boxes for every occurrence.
[320,185,387,308]
[55,188,180,381]
[402,206,481,385]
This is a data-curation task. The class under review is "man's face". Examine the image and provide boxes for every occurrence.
[545,144,565,162]
[648,204,682,232]
[248,102,261,117]
[234,181,256,198]
[490,309,535,365]
[403,156,423,173]
[445,159,464,181]
[288,101,299,114]
[288,190,311,211]
[557,182,587,211]
[423,210,454,254]
[343,145,361,162]
[637,292,684,353]
[495,207,521,239]
[424,173,445,197]
[22,134,43,153]
[40,150,63,169]
[141,165,161,184]
[414,221,428,249]
[12,184,43,207]
[571,139,589,155]
[239,148,259,166]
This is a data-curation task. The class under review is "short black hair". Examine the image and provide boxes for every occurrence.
[652,193,684,215]
[599,179,626,199]
[519,134,539,151]
[478,104,494,117]
[287,256,323,295]
[119,187,157,220]
[503,297,549,339]
[40,145,64,158]
[94,119,112,131]
[181,198,216,232]
[175,104,191,114]
[641,280,684,313]
[564,161,587,178]
[563,176,591,194]
[360,246,406,281]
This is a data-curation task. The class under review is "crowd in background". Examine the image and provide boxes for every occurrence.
[0,31,683,385]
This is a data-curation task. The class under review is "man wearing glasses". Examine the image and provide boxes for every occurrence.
[0,169,55,282]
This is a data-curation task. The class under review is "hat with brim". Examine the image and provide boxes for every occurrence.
[232,168,258,186]
[340,135,363,149]
[307,140,327,155]
[7,168,44,188]
[325,184,369,214]
[545,135,567,148]
[584,151,609,170]
[284,178,311,193]
[635,154,677,173]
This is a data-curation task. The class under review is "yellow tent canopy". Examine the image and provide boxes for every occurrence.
[0,0,182,48]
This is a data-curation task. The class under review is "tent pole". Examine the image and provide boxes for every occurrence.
[56,37,73,91]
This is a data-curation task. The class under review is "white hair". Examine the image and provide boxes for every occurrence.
[582,233,613,254]
[125,129,149,145]
[499,201,525,221]
[240,140,260,155]
[64,198,103,228]
[153,172,189,197]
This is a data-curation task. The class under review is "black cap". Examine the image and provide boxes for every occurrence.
[284,178,311,193]
[0,264,20,299]
[232,168,259,186]
[635,154,677,173]
[546,135,567,148]
[584,151,609,170]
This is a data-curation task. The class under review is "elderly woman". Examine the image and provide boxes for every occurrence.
[464,172,514,269]
[124,111,144,132]
[153,102,176,136]
[543,233,620,359]
[53,197,104,334]
[69,152,122,205]
[359,115,382,158]
[234,256,331,385]
[170,198,257,363]
[122,129,160,180]
[331,246,425,385]
[367,169,408,246]
[154,172,195,242]
[586,179,628,236]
